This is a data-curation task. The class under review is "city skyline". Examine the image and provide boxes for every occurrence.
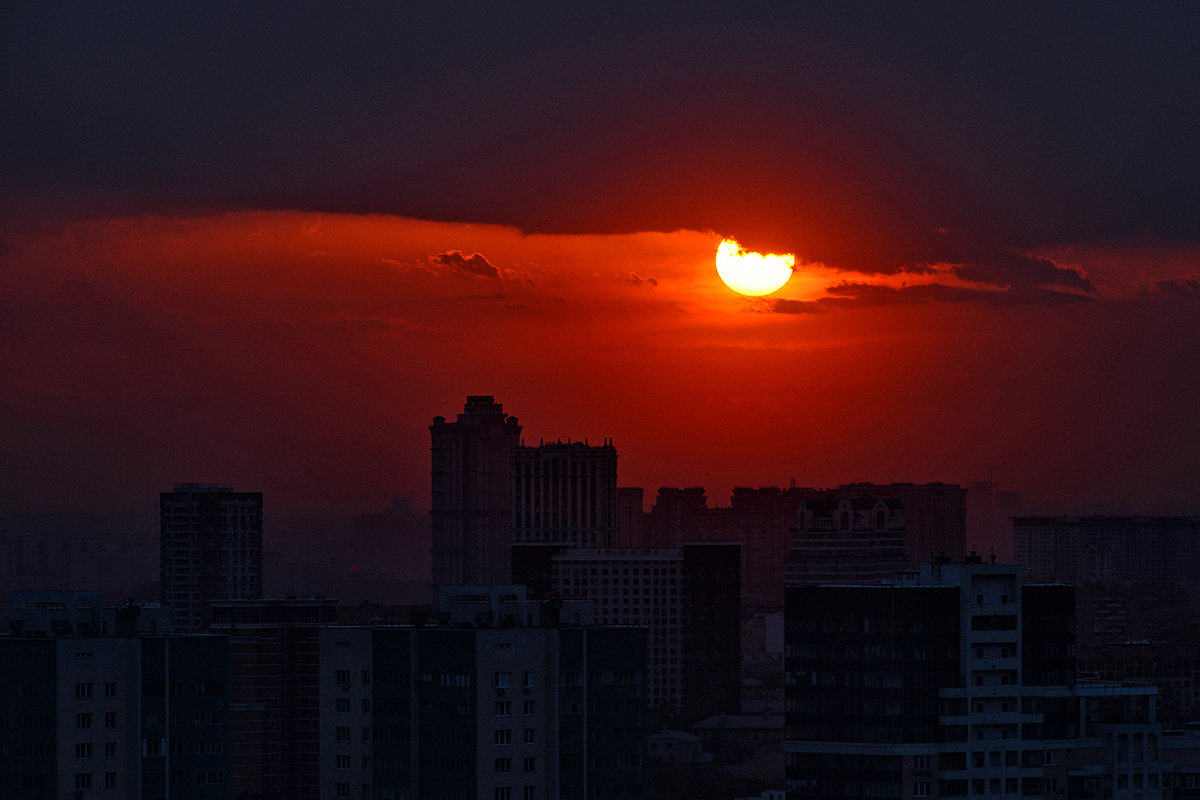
[3,5,1199,516]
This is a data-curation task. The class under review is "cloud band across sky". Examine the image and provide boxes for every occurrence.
[2,211,1198,515]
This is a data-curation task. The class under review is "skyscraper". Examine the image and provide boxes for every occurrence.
[511,439,618,548]
[430,396,522,587]
[160,483,263,633]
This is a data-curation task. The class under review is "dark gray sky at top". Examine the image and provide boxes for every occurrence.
[3,3,1198,262]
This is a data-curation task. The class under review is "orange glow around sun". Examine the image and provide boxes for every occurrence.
[715,238,795,296]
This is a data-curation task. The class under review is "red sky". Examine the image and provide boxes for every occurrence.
[3,211,1198,514]
[2,5,1199,515]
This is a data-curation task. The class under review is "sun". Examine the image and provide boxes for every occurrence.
[715,238,795,296]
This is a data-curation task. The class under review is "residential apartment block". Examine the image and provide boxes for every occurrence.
[160,483,263,633]
[549,544,740,715]
[785,557,1200,799]
[0,625,229,800]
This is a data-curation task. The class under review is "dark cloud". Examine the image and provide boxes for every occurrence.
[429,250,499,279]
[1157,278,1200,299]
[770,299,828,315]
[3,3,1197,269]
[627,273,658,287]
[772,280,1096,313]
[954,251,1097,293]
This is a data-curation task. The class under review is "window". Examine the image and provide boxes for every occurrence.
[337,698,350,714]
[336,670,352,685]
[104,682,117,698]
[361,699,370,714]
[75,682,93,699]
[495,701,512,717]
[495,672,512,689]
[913,782,931,797]
[76,743,93,758]
[495,758,512,774]
[362,727,370,743]
[75,773,93,789]
[337,754,351,770]
[523,756,536,772]
[495,729,512,745]
[495,788,512,800]
[104,711,117,728]
[76,712,93,729]
[524,728,535,744]
[336,783,351,798]
[336,726,351,743]
[522,700,535,715]
[524,788,537,800]
[105,742,116,758]
[522,671,535,688]
[105,772,117,789]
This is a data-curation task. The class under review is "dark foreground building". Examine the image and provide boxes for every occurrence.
[785,557,1200,799]
[0,631,229,800]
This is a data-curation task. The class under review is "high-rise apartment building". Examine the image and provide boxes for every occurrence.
[315,587,647,800]
[1014,515,1200,624]
[783,557,1197,799]
[209,597,338,800]
[512,439,618,548]
[430,396,523,587]
[160,483,263,633]
[634,482,967,610]
[0,628,229,800]
[550,543,740,714]
[833,482,968,563]
[785,493,908,585]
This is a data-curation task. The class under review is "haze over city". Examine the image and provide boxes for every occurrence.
[3,4,1199,516]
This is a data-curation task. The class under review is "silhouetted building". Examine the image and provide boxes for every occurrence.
[312,587,646,800]
[783,558,1198,799]
[0,510,158,598]
[430,396,522,587]
[512,439,617,548]
[160,483,263,634]
[0,631,229,800]
[616,487,646,547]
[1014,515,1200,622]
[835,482,968,564]
[1079,641,1200,730]
[717,487,801,607]
[550,543,740,714]
[644,487,712,547]
[633,482,966,611]
[209,597,337,800]
[785,494,908,585]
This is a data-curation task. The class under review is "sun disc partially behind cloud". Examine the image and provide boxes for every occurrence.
[716,238,795,296]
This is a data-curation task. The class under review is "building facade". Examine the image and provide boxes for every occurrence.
[549,544,740,714]
[785,494,908,585]
[430,396,523,588]
[315,588,647,800]
[784,557,1200,799]
[511,440,618,550]
[0,632,229,800]
[160,483,263,633]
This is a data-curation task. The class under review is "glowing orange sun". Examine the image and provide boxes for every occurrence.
[715,238,795,296]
